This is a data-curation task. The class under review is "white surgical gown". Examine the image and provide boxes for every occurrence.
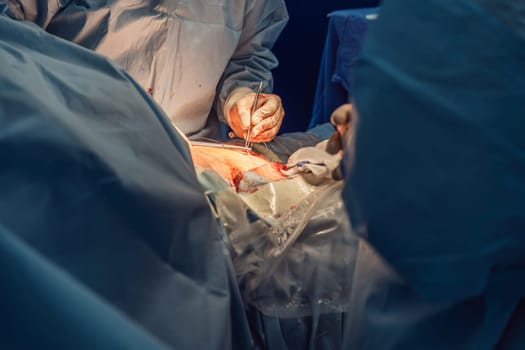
[43,0,288,138]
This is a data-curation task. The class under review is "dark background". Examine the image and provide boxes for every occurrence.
[273,0,381,133]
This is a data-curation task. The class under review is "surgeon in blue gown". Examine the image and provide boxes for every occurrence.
[51,0,288,142]
[342,0,525,349]
[4,0,288,142]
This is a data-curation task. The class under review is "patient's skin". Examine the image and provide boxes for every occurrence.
[190,145,286,191]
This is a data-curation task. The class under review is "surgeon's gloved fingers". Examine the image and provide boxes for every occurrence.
[225,90,285,141]
[249,94,284,142]
[330,103,353,126]
[225,93,257,139]
[250,122,282,142]
[251,94,281,124]
[252,105,283,133]
[236,93,257,126]
[251,106,284,140]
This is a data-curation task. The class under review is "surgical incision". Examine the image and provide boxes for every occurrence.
[190,145,288,192]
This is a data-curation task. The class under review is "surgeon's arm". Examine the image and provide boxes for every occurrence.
[217,0,288,142]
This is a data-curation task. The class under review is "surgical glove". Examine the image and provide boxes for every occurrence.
[225,87,285,142]
[330,103,353,127]
[326,103,355,155]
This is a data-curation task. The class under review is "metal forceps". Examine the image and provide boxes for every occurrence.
[245,81,263,149]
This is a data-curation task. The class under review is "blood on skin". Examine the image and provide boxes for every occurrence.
[272,162,289,172]
[191,145,287,192]
[231,168,244,192]
[241,150,289,173]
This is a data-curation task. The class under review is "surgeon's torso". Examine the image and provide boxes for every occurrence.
[47,0,248,135]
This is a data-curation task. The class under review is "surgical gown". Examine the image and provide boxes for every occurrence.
[0,13,252,349]
[342,0,525,349]
[38,0,287,139]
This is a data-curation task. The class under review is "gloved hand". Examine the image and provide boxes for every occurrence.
[325,103,354,155]
[281,103,356,184]
[224,86,285,142]
[330,103,353,127]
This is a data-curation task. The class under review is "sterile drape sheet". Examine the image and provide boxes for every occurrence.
[0,15,252,349]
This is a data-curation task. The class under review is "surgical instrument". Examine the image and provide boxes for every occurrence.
[246,81,263,148]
